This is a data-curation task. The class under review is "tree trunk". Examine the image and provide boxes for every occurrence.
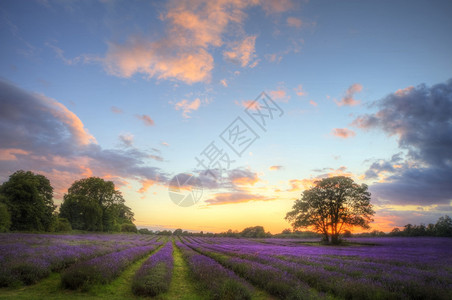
[322,232,329,243]
[331,233,340,244]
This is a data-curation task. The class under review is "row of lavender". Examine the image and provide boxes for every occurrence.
[183,236,452,300]
[176,240,254,300]
[0,233,158,287]
[131,240,173,296]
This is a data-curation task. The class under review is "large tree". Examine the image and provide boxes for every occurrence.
[0,170,56,231]
[285,176,374,244]
[59,177,134,231]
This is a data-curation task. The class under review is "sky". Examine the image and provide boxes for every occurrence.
[1,0,451,234]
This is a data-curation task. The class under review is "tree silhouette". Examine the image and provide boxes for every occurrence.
[285,176,374,244]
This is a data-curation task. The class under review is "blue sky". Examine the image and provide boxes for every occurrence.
[1,0,451,233]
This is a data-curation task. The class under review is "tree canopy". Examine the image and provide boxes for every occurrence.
[59,177,134,232]
[0,170,56,231]
[285,176,375,244]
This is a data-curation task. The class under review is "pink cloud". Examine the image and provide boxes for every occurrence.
[38,94,96,146]
[331,128,356,139]
[136,114,155,126]
[287,16,302,28]
[104,0,260,84]
[223,35,258,67]
[261,0,294,14]
[174,98,201,118]
[309,100,318,107]
[335,83,363,106]
[111,106,124,114]
[0,149,30,161]
[294,84,306,96]
[236,99,260,110]
[269,88,290,102]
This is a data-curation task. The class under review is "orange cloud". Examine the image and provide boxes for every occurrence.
[223,35,258,67]
[289,167,355,192]
[287,17,302,28]
[205,192,273,206]
[38,94,96,146]
[269,165,283,171]
[174,98,201,118]
[395,86,414,96]
[138,179,156,194]
[220,79,228,87]
[236,99,260,110]
[0,148,30,160]
[331,128,356,139]
[136,114,155,126]
[232,173,259,186]
[269,87,290,102]
[288,178,317,192]
[104,0,260,84]
[335,83,362,106]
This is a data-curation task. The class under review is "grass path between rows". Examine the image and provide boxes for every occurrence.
[156,239,207,300]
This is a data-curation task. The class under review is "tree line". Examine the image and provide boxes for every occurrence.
[0,170,136,233]
[358,215,452,238]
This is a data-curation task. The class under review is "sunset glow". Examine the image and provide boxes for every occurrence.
[1,0,451,233]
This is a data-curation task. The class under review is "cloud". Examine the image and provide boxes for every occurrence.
[227,168,259,186]
[294,84,306,96]
[331,128,356,139]
[287,17,302,28]
[205,192,273,206]
[104,0,260,84]
[0,149,30,161]
[111,106,123,114]
[45,42,92,66]
[223,35,258,67]
[309,100,317,107]
[269,165,283,171]
[174,98,201,118]
[335,83,362,106]
[260,0,294,15]
[119,133,134,147]
[0,79,168,199]
[269,87,290,102]
[136,114,155,126]
[354,79,452,205]
[220,79,228,87]
[288,178,316,192]
[288,166,354,192]
[235,99,260,110]
[138,179,155,194]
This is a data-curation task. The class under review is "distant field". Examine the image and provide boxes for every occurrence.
[1,233,451,299]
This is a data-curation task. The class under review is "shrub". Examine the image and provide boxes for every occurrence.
[121,223,137,233]
[55,217,72,232]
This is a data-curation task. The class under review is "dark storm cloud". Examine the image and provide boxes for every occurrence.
[354,79,452,205]
[0,79,168,192]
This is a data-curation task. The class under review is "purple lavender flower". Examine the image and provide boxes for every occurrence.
[132,241,174,296]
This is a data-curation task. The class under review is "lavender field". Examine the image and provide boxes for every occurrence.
[0,233,451,299]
